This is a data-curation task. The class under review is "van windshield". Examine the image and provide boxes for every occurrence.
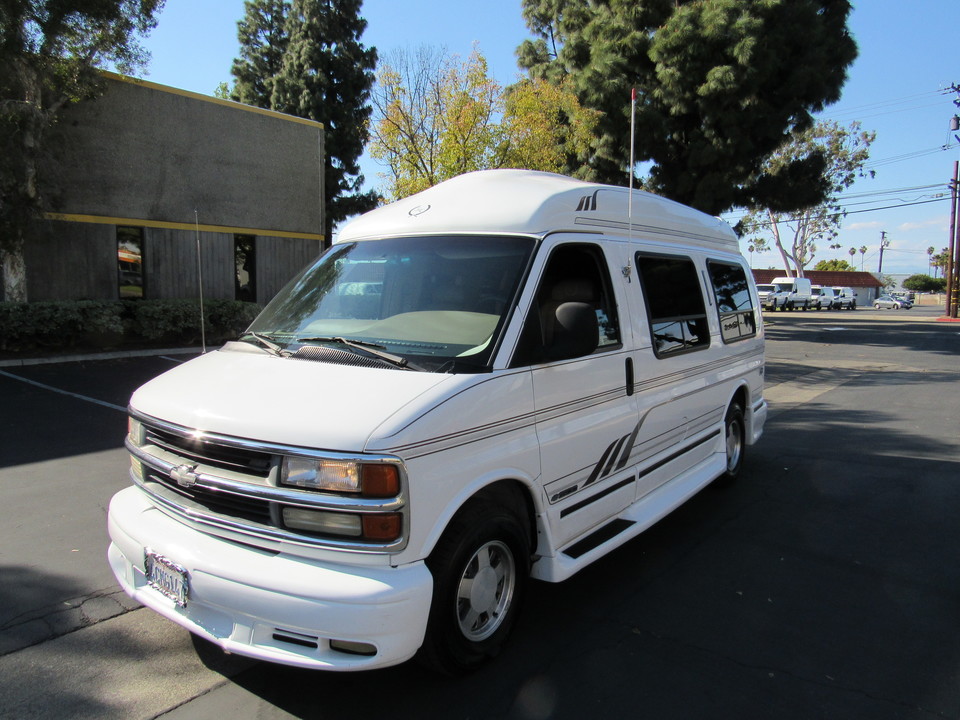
[773,283,793,292]
[245,235,535,372]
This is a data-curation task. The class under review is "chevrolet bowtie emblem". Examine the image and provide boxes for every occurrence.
[170,464,199,488]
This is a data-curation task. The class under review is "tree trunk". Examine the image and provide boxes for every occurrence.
[1,234,27,302]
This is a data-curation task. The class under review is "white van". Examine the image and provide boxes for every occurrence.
[766,276,812,311]
[107,169,767,673]
[811,285,839,310]
[833,286,857,310]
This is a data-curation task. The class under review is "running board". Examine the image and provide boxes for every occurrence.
[532,451,726,583]
[563,519,635,559]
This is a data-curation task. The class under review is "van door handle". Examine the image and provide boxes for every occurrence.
[625,357,634,397]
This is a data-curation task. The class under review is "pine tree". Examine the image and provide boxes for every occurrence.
[231,0,290,107]
[271,0,379,239]
[517,0,858,216]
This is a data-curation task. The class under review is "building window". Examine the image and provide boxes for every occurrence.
[234,234,256,301]
[117,226,144,298]
[707,260,757,343]
[635,252,709,357]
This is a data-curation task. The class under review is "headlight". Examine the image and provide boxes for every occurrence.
[280,457,400,498]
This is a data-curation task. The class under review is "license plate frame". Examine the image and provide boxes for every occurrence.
[144,551,189,607]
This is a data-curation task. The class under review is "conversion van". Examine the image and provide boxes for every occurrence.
[107,169,767,673]
[764,276,812,311]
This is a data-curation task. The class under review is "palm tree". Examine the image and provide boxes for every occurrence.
[859,245,867,271]
[928,246,936,276]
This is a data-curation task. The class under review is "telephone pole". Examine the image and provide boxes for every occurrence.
[877,231,888,273]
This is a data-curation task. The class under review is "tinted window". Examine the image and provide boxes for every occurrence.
[635,253,709,357]
[512,244,621,366]
[707,261,757,343]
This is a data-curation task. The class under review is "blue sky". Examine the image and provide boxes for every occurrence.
[136,1,960,275]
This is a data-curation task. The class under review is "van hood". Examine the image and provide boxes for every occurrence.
[129,344,453,452]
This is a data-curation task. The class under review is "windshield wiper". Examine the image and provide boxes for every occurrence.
[297,336,424,371]
[240,332,289,357]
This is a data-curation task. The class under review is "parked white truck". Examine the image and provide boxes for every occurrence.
[107,169,767,673]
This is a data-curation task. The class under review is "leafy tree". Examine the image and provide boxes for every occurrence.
[232,0,378,241]
[230,0,289,107]
[517,0,857,215]
[738,120,873,277]
[370,47,502,200]
[500,75,599,175]
[0,0,164,301]
[813,258,855,271]
[902,274,945,293]
[369,46,599,201]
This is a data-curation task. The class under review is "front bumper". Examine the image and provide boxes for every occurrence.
[107,486,433,671]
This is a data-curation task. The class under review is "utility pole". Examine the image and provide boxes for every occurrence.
[877,231,888,273]
[947,162,958,318]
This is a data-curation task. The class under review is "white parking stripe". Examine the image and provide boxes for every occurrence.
[0,369,127,412]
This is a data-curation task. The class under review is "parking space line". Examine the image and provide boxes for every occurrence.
[0,369,126,413]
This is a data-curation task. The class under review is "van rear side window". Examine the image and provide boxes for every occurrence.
[635,253,709,357]
[707,261,757,343]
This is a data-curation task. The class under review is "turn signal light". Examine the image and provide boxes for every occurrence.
[362,513,402,541]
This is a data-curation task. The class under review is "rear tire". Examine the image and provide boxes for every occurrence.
[419,497,530,674]
[719,402,745,484]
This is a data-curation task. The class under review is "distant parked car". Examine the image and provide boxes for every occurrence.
[874,294,912,310]
[833,287,857,310]
[811,285,839,310]
[763,276,812,311]
[756,284,776,308]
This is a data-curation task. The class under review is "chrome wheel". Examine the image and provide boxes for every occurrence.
[726,412,743,474]
[456,540,516,641]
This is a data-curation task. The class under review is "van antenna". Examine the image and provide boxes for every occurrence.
[628,87,636,232]
[623,87,636,283]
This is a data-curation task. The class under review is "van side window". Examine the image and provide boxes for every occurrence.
[707,261,757,343]
[511,244,620,366]
[635,253,709,357]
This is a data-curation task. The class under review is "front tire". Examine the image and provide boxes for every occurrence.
[419,497,530,674]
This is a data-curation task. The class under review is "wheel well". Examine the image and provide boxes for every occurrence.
[730,384,747,414]
[463,480,538,554]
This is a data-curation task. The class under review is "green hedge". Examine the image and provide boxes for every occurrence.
[0,299,262,354]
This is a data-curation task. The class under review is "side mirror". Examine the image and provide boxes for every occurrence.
[545,302,599,361]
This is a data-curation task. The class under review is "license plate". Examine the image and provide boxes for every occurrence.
[144,551,189,607]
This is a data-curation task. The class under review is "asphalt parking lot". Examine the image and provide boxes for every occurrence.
[1,306,959,719]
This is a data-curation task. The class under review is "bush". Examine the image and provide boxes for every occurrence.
[0,298,262,355]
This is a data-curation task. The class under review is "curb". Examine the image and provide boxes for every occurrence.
[0,346,204,368]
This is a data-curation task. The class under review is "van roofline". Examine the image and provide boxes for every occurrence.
[337,170,739,252]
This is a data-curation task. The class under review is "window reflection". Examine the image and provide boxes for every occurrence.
[707,261,757,344]
[117,226,144,298]
[636,253,709,357]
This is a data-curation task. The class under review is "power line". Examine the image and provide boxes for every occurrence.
[819,88,952,121]
[724,195,951,227]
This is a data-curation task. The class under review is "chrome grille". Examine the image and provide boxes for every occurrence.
[145,469,273,524]
[128,412,408,552]
[144,424,273,478]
